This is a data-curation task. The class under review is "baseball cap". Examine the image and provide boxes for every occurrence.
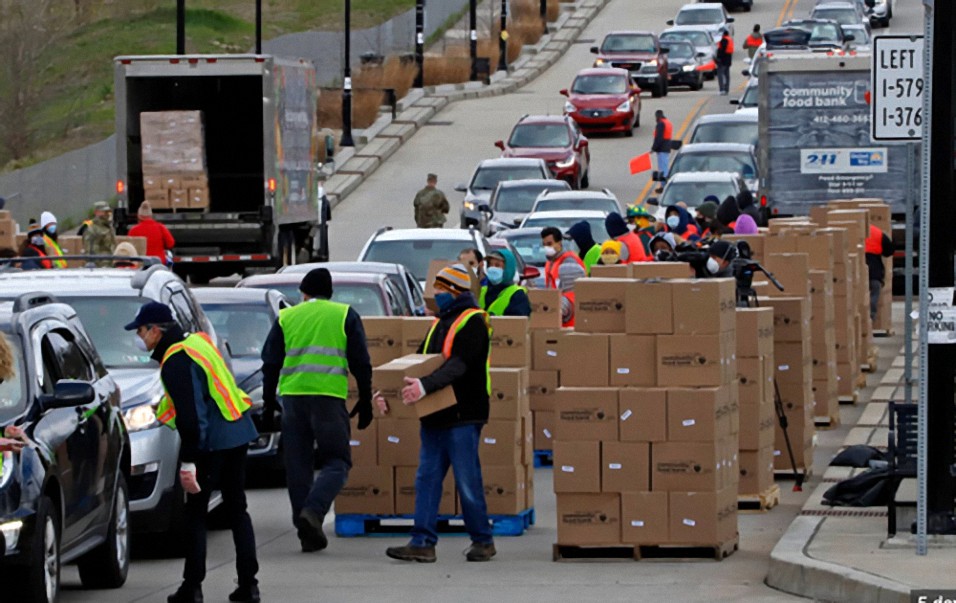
[124,301,175,331]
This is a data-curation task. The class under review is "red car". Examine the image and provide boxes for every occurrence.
[590,31,670,98]
[561,68,642,137]
[495,115,591,189]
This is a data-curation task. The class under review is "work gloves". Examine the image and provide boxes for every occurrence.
[350,398,373,430]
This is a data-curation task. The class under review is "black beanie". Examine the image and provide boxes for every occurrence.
[300,268,333,298]
[605,212,629,239]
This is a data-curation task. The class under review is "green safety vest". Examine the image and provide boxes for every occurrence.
[479,284,526,317]
[583,245,601,275]
[156,332,252,429]
[278,299,350,398]
[43,235,67,269]
[422,308,492,395]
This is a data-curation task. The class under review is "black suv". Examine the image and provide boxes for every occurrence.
[0,293,130,602]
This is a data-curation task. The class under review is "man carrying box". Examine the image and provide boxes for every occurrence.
[378,264,496,563]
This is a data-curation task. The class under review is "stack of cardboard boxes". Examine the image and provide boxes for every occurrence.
[0,211,16,252]
[734,308,776,499]
[140,111,210,212]
[551,277,739,551]
[527,288,564,458]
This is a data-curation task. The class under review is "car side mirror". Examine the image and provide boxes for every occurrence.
[646,197,660,206]
[494,140,505,151]
[578,139,589,149]
[729,99,740,105]
[844,34,855,42]
[697,52,706,58]
[43,380,96,411]
[741,69,750,77]
[666,19,674,25]
[660,47,670,53]
[479,204,492,214]
[727,16,735,22]
[454,183,467,192]
[631,85,641,94]
[559,88,569,97]
[521,266,541,281]
[590,46,599,54]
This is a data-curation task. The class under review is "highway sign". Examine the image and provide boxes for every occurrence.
[871,35,924,141]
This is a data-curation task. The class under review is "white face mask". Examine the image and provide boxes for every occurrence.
[707,257,720,275]
[543,246,558,258]
[134,336,149,353]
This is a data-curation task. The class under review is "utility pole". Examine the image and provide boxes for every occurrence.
[414,0,425,88]
[469,0,478,81]
[255,0,262,54]
[540,0,548,35]
[341,0,354,147]
[176,0,186,54]
[498,0,508,72]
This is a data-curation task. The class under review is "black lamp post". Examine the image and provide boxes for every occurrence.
[255,0,262,54]
[497,0,507,72]
[176,0,185,54]
[341,0,354,147]
[414,0,425,88]
[540,0,548,35]
[469,0,478,81]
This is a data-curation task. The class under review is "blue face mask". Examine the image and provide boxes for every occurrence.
[434,292,455,312]
[486,266,505,285]
[45,225,56,235]
[666,215,680,229]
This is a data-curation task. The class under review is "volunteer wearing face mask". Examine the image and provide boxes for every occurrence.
[626,205,659,255]
[704,240,738,278]
[125,302,260,603]
[378,264,495,563]
[541,226,584,289]
[605,212,649,263]
[39,211,67,268]
[18,222,52,271]
[598,239,626,265]
[663,205,700,241]
[479,249,531,317]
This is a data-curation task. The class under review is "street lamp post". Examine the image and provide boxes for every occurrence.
[414,0,425,88]
[255,0,262,54]
[176,0,185,54]
[469,0,478,81]
[540,0,548,35]
[341,0,355,147]
[498,0,508,72]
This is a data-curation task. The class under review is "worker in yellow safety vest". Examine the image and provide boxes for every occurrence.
[479,249,531,316]
[126,302,260,603]
[39,212,66,268]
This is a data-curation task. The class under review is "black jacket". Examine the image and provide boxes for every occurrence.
[865,231,895,284]
[652,119,671,153]
[417,293,490,429]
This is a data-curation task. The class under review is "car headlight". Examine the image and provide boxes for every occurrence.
[564,101,576,113]
[463,201,478,211]
[615,100,631,113]
[123,403,160,432]
[555,155,576,169]
[645,59,658,67]
[594,58,606,66]
[682,64,696,72]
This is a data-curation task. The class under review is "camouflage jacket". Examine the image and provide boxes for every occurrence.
[83,218,116,266]
[413,187,449,228]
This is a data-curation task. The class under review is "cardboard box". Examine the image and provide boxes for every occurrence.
[608,334,657,387]
[671,279,736,335]
[483,465,528,515]
[574,278,628,333]
[652,440,725,492]
[374,355,457,419]
[489,368,529,420]
[589,264,632,279]
[723,234,765,261]
[188,187,210,209]
[527,288,562,329]
[377,419,421,466]
[739,446,774,495]
[668,487,737,544]
[334,466,395,515]
[363,317,405,367]
[143,188,170,207]
[621,491,669,544]
[395,466,455,515]
[737,357,765,406]
[533,410,555,450]
[656,333,734,387]
[529,370,559,411]
[488,316,531,368]
[762,253,811,298]
[554,388,619,441]
[735,308,774,357]
[774,342,812,386]
[0,220,17,250]
[348,417,378,467]
[758,297,810,343]
[602,441,650,493]
[625,280,674,335]
[630,262,694,279]
[667,387,731,442]
[558,333,609,387]
[521,412,534,466]
[181,173,208,188]
[526,466,535,511]
[115,236,148,256]
[401,317,434,355]
[739,402,775,450]
[554,440,602,493]
[479,420,523,467]
[170,188,188,209]
[555,493,621,545]
[532,328,569,371]
[421,258,457,312]
[618,388,667,442]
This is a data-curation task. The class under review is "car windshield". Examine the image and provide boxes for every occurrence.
[494,183,568,213]
[202,304,274,358]
[660,181,737,207]
[843,26,869,44]
[330,284,387,317]
[0,331,26,424]
[61,296,156,368]
[533,197,618,214]
[363,239,473,282]
[520,217,610,242]
[664,43,695,59]
[661,31,712,47]
[811,8,857,26]
[508,124,571,148]
[243,283,302,304]
[676,8,724,25]
[690,122,758,145]
[571,74,627,94]
[500,232,579,267]
[809,22,842,41]
[671,151,757,179]
[765,29,812,48]
[472,166,547,190]
[601,34,657,53]
[740,85,759,108]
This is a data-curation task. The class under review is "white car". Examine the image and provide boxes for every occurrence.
[530,189,622,216]
[668,143,759,194]
[689,112,758,146]
[841,23,872,52]
[519,209,611,242]
[730,78,759,113]
[667,3,735,40]
[810,1,870,27]
[357,227,491,287]
[649,171,751,217]
[454,157,551,234]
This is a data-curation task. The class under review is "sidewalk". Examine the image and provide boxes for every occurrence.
[767,304,953,603]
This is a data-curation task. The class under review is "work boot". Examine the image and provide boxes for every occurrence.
[465,541,497,562]
[167,584,203,603]
[297,508,328,552]
[386,543,437,563]
[228,584,261,603]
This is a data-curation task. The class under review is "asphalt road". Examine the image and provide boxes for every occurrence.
[60,0,923,600]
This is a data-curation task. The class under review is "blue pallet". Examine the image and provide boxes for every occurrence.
[335,507,535,537]
[533,449,554,468]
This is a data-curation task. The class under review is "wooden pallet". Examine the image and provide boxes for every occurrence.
[738,484,780,512]
[839,392,859,405]
[873,329,894,338]
[774,466,813,481]
[553,535,738,562]
[335,508,535,537]
[855,374,868,389]
[815,413,841,429]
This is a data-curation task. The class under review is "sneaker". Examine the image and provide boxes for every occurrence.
[465,542,496,562]
[168,585,203,603]
[297,508,328,552]
[229,584,261,603]
[386,543,437,563]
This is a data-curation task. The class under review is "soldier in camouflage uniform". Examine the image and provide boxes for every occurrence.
[413,173,449,229]
[84,201,117,267]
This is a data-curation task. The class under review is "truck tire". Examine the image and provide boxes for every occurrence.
[14,496,60,603]
[77,475,130,589]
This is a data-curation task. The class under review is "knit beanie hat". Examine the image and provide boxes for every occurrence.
[435,263,472,294]
[138,202,153,218]
[697,201,718,220]
[114,242,138,257]
[605,212,629,239]
[300,268,333,298]
[40,211,57,228]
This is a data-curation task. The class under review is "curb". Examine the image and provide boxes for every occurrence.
[323,0,611,207]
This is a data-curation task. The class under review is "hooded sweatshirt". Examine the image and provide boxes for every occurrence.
[736,190,760,223]
[664,205,700,240]
[650,232,677,259]
[716,196,741,232]
[606,212,649,262]
[734,214,759,235]
[567,220,601,273]
[481,248,531,317]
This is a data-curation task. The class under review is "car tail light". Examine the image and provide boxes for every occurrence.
[760,195,767,207]
[267,178,277,193]
[116,180,126,195]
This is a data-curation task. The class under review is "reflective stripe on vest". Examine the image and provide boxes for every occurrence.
[661,118,673,141]
[43,235,67,268]
[278,299,350,398]
[422,308,492,395]
[27,245,52,270]
[545,251,582,289]
[479,284,525,316]
[156,332,252,429]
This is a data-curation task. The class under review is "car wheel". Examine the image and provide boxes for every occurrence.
[661,78,669,97]
[624,121,634,137]
[15,496,59,603]
[691,74,704,91]
[634,111,641,128]
[77,475,130,589]
[581,170,590,189]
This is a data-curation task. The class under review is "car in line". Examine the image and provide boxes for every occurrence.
[561,68,642,137]
[841,23,872,52]
[590,31,669,97]
[237,271,412,316]
[0,293,130,602]
[660,40,706,90]
[649,171,751,214]
[455,158,551,232]
[0,262,217,549]
[810,1,870,27]
[357,227,491,289]
[667,143,759,194]
[730,78,759,114]
[495,115,591,190]
[490,227,567,288]
[777,18,856,51]
[280,261,428,316]
[659,26,718,79]
[519,209,611,243]
[485,179,572,233]
[530,189,623,216]
[866,0,892,27]
[688,112,759,146]
[667,3,735,40]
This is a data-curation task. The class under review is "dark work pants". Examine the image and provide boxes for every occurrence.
[870,279,882,322]
[183,444,258,589]
[716,64,730,92]
[281,395,352,526]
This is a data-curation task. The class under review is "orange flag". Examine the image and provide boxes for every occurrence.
[629,152,652,175]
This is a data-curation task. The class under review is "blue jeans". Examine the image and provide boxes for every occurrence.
[656,151,670,179]
[411,424,493,547]
[716,64,730,92]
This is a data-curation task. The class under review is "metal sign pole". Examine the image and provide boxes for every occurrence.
[904,143,914,408]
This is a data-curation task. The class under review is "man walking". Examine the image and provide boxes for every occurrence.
[413,173,450,228]
[651,110,674,189]
[83,201,116,267]
[125,302,260,603]
[261,268,374,553]
[380,264,495,563]
[865,224,894,322]
[716,27,734,95]
[744,24,763,59]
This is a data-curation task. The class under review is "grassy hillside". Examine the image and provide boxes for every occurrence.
[3,0,413,171]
